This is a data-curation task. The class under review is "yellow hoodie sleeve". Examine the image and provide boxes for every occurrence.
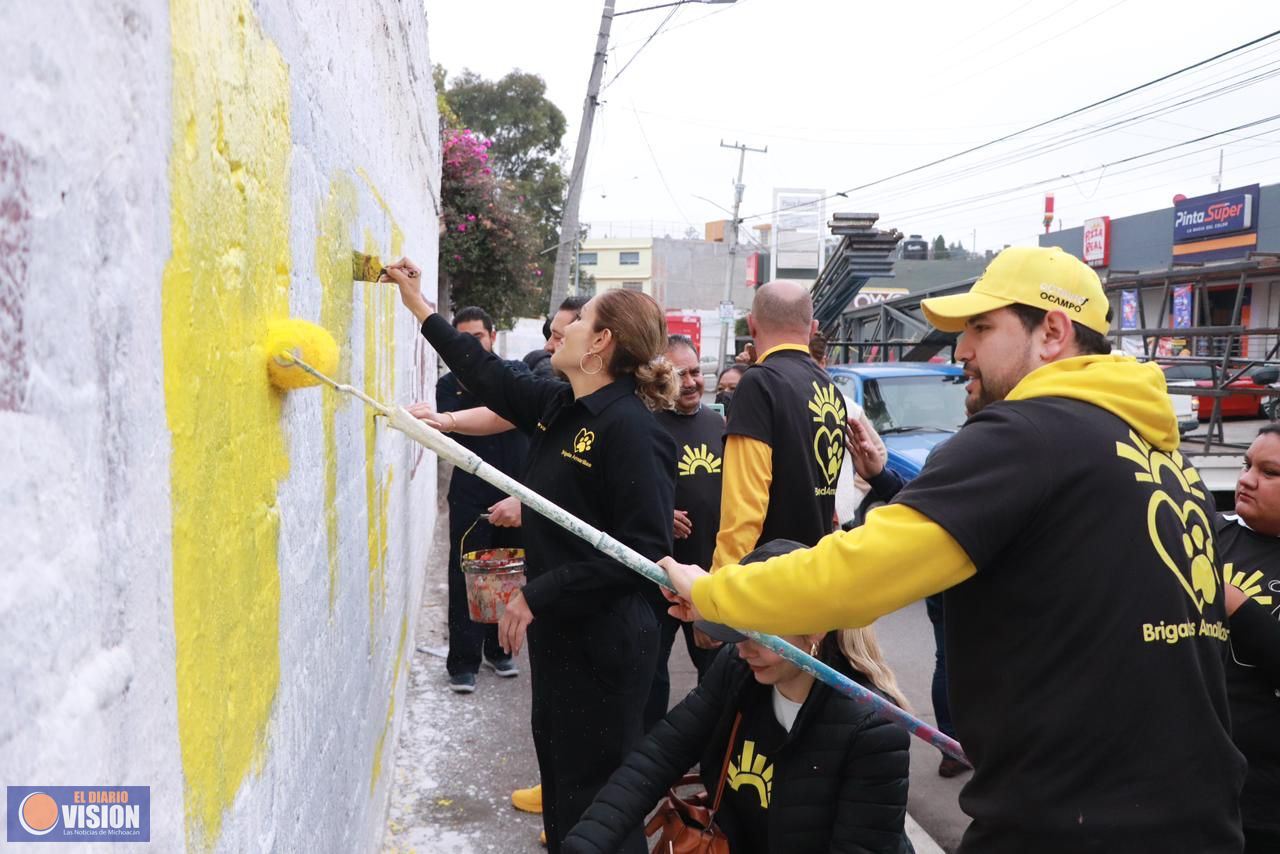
[711,435,773,571]
[692,503,975,635]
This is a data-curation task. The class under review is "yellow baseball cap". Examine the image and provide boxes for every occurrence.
[921,246,1110,335]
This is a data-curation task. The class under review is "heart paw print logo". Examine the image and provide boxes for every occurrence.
[1116,431,1220,612]
[807,382,846,486]
[573,428,596,454]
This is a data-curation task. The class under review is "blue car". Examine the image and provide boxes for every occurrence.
[826,363,968,482]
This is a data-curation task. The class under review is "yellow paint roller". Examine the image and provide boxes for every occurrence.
[264,318,340,390]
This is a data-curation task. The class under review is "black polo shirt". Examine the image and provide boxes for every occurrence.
[897,397,1245,852]
[1215,513,1280,834]
[437,362,530,510]
[726,346,846,549]
[422,314,676,619]
[656,406,725,568]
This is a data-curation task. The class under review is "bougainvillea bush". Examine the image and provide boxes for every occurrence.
[440,128,543,328]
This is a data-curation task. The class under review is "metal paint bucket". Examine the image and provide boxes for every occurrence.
[459,516,526,624]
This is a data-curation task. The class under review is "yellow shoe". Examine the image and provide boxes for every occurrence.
[539,830,547,846]
[511,783,542,814]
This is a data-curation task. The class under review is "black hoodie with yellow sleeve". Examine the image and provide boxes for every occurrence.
[692,354,1245,852]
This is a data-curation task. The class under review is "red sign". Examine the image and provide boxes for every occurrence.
[665,313,702,353]
[1082,216,1111,268]
[746,252,761,288]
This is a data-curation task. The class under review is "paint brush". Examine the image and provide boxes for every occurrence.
[352,251,419,283]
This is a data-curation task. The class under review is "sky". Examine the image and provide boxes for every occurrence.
[425,0,1280,255]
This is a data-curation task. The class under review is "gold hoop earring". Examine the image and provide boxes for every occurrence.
[809,641,818,657]
[580,352,604,375]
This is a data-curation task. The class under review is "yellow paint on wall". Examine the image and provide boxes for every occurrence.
[370,612,409,792]
[363,228,396,644]
[162,0,290,848]
[316,176,359,611]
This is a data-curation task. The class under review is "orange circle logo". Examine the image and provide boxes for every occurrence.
[19,792,59,835]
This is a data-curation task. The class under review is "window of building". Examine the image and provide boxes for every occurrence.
[619,251,640,265]
[622,281,644,292]
[578,252,598,266]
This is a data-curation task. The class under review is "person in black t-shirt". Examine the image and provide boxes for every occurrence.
[432,307,529,693]
[664,247,1246,852]
[1218,425,1280,851]
[711,280,846,571]
[644,335,723,729]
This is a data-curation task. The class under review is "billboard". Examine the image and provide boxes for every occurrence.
[1082,216,1111,267]
[1172,184,1260,263]
[771,188,825,280]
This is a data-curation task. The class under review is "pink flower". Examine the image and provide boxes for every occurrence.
[457,224,467,232]
[452,254,461,261]
[466,214,476,222]
[534,270,542,277]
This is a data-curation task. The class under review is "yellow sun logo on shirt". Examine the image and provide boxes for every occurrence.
[678,443,722,476]
[728,740,774,808]
[1225,563,1274,605]
[807,382,846,487]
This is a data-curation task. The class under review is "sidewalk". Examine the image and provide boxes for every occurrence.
[382,479,946,852]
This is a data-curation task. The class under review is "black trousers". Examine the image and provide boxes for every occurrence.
[529,592,658,853]
[446,503,516,676]
[643,610,719,731]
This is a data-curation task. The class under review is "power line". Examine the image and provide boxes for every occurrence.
[603,4,681,89]
[736,28,1280,222]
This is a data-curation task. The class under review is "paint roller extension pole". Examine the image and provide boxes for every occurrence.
[279,353,968,765]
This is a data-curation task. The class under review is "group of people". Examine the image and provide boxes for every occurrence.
[383,243,1279,854]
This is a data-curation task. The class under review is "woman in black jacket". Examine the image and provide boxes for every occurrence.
[387,260,678,854]
[565,540,914,854]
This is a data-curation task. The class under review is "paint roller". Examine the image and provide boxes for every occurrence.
[262,319,970,766]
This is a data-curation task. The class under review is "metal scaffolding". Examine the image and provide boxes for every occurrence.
[814,249,1280,458]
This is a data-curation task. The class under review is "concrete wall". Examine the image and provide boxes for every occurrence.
[651,237,750,312]
[0,1,440,851]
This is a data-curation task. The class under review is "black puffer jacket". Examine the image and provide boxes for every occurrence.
[564,645,912,854]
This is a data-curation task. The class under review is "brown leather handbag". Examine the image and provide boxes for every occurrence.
[644,713,743,854]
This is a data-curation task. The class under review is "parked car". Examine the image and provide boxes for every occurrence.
[827,363,967,481]
[1160,363,1264,420]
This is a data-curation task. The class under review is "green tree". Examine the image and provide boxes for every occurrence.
[932,234,950,260]
[442,69,568,303]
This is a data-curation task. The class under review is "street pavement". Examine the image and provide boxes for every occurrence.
[382,468,956,852]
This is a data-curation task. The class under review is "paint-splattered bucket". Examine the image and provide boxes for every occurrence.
[459,517,526,624]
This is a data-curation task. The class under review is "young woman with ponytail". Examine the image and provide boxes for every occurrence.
[564,539,914,854]
[387,259,678,854]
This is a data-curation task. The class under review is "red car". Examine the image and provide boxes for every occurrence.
[1161,363,1264,419]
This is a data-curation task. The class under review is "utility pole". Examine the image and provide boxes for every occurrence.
[717,140,767,374]
[1216,148,1224,192]
[549,0,615,315]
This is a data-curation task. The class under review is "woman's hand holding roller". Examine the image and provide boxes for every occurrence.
[658,556,708,623]
[499,591,534,656]
[382,257,434,322]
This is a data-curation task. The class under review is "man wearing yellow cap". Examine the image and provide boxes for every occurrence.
[660,246,1246,852]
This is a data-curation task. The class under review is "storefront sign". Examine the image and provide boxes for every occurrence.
[1172,184,1261,263]
[850,287,909,309]
[1173,185,1258,240]
[1083,216,1111,267]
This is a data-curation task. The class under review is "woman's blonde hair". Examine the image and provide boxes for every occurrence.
[831,626,911,712]
[591,289,678,412]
